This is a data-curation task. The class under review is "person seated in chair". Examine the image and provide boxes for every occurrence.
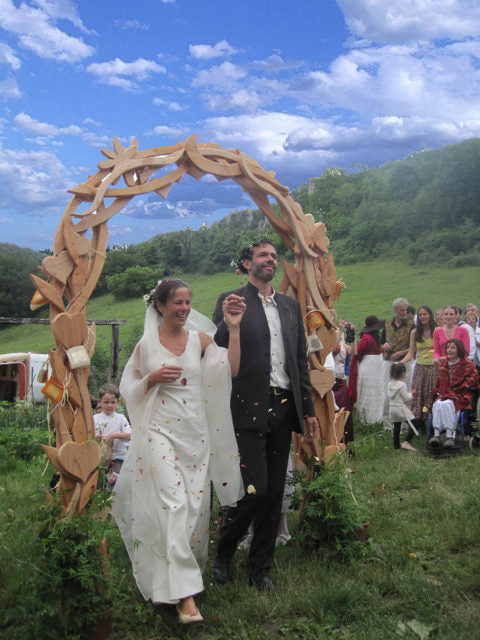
[429,339,480,449]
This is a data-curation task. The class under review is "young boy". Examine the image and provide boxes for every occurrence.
[93,383,131,489]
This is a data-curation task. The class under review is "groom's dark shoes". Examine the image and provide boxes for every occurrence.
[248,572,283,592]
[212,557,232,584]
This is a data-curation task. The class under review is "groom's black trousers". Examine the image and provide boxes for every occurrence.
[216,388,295,578]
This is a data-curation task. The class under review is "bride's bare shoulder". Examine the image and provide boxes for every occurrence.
[199,332,213,353]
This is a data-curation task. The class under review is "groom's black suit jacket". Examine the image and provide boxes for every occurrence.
[213,282,314,434]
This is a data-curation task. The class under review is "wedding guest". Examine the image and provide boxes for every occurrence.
[347,315,385,425]
[433,305,470,360]
[455,306,476,360]
[465,310,480,366]
[401,305,436,432]
[429,339,479,448]
[388,362,418,451]
[381,298,414,427]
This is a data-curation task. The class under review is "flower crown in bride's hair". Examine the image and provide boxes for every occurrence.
[143,280,162,306]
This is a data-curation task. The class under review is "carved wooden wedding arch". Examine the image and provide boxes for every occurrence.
[32,135,347,515]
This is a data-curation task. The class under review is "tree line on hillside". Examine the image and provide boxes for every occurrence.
[295,138,480,266]
[94,223,286,300]
[2,137,479,316]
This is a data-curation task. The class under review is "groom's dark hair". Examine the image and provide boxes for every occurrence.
[237,238,276,274]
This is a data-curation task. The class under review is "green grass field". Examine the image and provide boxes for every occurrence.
[2,418,480,640]
[0,259,478,371]
[1,257,480,639]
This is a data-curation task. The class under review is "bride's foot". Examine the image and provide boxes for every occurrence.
[177,597,203,624]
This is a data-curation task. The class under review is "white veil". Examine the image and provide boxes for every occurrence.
[118,303,244,506]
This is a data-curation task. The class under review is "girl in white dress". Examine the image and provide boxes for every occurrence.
[112,279,245,623]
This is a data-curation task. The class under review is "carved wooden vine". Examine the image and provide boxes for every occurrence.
[31,135,346,514]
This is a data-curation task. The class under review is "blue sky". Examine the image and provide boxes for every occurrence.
[1,0,479,250]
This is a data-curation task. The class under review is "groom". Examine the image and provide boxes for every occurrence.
[212,239,318,590]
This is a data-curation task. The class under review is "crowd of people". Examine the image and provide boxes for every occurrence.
[95,248,479,623]
[337,299,480,451]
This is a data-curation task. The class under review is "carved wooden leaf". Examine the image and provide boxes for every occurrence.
[42,251,75,285]
[77,470,99,512]
[313,223,330,253]
[30,274,65,312]
[309,368,335,398]
[57,440,100,483]
[323,443,346,462]
[71,410,88,442]
[281,259,299,289]
[316,325,338,362]
[51,312,88,350]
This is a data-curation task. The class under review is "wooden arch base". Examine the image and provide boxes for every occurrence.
[31,135,346,515]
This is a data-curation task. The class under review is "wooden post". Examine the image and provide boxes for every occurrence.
[108,323,120,384]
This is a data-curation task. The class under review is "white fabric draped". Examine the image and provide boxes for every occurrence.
[111,305,243,603]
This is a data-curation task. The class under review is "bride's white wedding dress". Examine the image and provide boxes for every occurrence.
[112,313,243,604]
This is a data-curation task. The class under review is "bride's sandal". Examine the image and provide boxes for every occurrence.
[176,604,203,624]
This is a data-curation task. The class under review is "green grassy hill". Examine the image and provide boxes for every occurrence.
[0,259,477,376]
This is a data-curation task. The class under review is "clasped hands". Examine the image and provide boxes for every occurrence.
[222,294,246,327]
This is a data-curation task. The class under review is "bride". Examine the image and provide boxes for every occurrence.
[112,278,245,623]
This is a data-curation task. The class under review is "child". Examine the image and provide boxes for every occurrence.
[388,362,419,451]
[94,383,131,489]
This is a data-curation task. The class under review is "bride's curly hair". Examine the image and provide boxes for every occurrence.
[151,278,191,311]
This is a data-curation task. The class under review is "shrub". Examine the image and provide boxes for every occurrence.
[107,265,159,301]
[293,458,367,557]
[0,428,49,461]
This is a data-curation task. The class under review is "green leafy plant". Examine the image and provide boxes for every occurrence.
[34,495,113,640]
[0,427,50,460]
[293,457,367,557]
[0,400,48,431]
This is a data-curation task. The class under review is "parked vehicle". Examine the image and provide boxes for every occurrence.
[0,352,50,403]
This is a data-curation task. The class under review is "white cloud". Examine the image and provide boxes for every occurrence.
[0,145,71,212]
[0,42,21,69]
[204,111,318,158]
[189,39,238,60]
[201,108,480,187]
[192,61,246,88]
[32,0,92,34]
[0,0,94,62]
[288,42,480,121]
[338,0,480,44]
[205,88,263,112]
[0,77,21,100]
[284,115,480,153]
[250,54,303,74]
[13,112,112,147]
[14,112,83,136]
[83,117,102,127]
[86,57,166,90]
[114,19,149,31]
[152,97,185,111]
[108,224,134,237]
[147,124,186,137]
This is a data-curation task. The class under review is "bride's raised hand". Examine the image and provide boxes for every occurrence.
[222,294,246,328]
